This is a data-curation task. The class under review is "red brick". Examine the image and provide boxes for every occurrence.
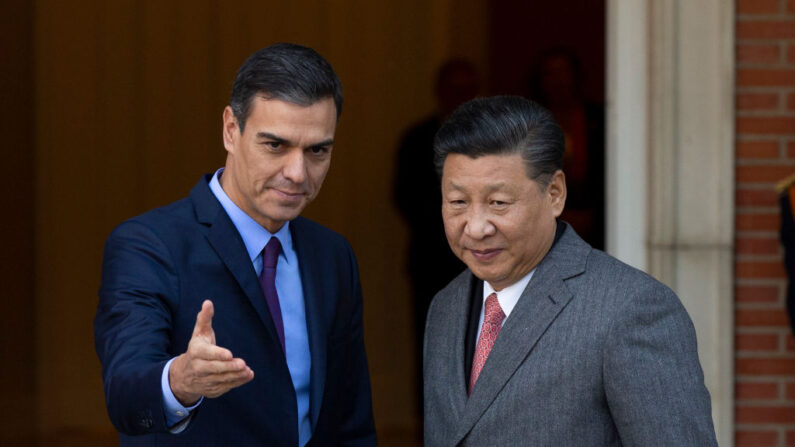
[788,335,795,351]
[737,43,780,64]
[787,382,795,399]
[789,0,795,14]
[738,69,795,87]
[737,164,795,182]
[736,213,781,231]
[738,0,780,14]
[736,260,787,279]
[789,141,795,158]
[736,236,782,255]
[736,284,781,303]
[737,117,795,135]
[738,92,780,110]
[738,21,795,39]
[736,429,778,446]
[788,430,795,447]
[788,93,795,111]
[736,308,790,326]
[738,140,780,159]
[737,358,795,375]
[737,405,795,423]
[788,44,795,64]
[737,381,779,399]
[737,188,780,206]
[737,332,780,350]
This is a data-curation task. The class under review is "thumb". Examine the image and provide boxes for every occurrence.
[192,299,215,342]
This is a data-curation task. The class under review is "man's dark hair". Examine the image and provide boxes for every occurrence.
[433,95,564,187]
[229,43,343,133]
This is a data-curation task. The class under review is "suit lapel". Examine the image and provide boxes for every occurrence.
[446,274,476,422]
[291,217,329,428]
[190,176,284,353]
[193,179,328,430]
[452,224,589,444]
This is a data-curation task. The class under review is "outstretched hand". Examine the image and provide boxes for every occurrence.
[169,300,254,406]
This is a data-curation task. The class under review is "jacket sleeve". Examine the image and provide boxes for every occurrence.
[603,283,718,446]
[94,219,179,435]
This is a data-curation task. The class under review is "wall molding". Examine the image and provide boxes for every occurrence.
[607,0,735,445]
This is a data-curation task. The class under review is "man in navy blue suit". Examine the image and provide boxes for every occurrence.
[94,43,376,446]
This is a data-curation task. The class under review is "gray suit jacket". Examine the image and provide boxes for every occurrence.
[424,223,717,446]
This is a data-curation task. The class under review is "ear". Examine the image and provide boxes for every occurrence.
[546,170,567,217]
[222,106,239,153]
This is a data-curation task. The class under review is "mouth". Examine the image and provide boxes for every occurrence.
[468,248,502,262]
[272,188,307,202]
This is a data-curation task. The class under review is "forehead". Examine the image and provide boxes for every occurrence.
[442,153,534,190]
[244,96,337,138]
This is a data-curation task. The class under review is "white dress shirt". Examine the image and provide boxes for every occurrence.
[475,269,536,342]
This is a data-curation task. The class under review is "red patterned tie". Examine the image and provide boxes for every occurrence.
[469,293,505,394]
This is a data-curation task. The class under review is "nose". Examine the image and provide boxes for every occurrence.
[282,149,307,184]
[463,206,496,240]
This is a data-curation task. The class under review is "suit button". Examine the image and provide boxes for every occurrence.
[138,410,154,429]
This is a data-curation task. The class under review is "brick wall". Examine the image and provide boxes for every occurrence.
[735,0,795,445]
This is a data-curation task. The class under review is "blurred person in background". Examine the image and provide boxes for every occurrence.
[528,48,605,249]
[394,58,480,417]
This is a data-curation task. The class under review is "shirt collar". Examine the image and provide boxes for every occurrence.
[483,269,535,320]
[208,168,294,264]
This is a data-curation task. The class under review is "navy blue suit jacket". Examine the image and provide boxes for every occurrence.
[94,176,376,446]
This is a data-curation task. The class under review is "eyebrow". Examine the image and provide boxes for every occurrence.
[447,181,507,192]
[256,132,287,144]
[256,132,334,148]
[309,138,335,148]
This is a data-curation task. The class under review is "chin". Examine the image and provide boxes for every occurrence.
[474,268,507,283]
[272,210,302,223]
[260,199,304,215]
[469,268,494,282]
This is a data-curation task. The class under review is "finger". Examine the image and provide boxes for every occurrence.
[191,341,234,361]
[194,358,248,376]
[192,300,215,339]
[207,366,254,385]
[202,369,255,397]
[220,368,255,387]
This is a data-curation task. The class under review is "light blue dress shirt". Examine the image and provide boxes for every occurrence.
[161,168,313,446]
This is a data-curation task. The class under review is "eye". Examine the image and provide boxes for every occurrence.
[449,199,467,208]
[264,141,282,150]
[490,200,510,209]
[309,146,329,155]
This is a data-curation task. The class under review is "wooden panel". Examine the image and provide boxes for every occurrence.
[0,0,36,444]
[489,0,606,100]
[35,0,108,437]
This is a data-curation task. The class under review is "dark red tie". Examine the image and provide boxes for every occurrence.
[469,293,505,394]
[259,237,285,352]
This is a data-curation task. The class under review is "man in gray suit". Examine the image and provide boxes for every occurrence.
[423,96,717,446]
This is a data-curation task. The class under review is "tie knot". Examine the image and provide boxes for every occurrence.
[263,237,282,269]
[483,293,505,325]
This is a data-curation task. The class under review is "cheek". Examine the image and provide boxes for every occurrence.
[308,162,330,186]
[247,170,270,191]
[249,161,282,188]
[442,213,465,241]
